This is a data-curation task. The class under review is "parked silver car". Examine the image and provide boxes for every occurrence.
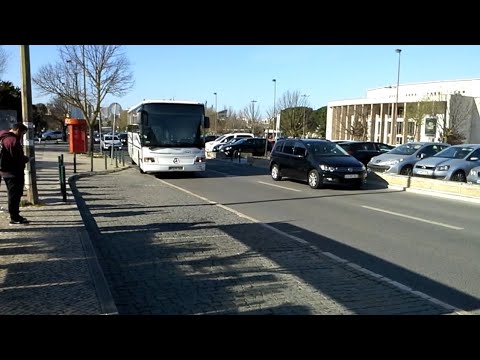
[467,166,480,184]
[41,130,63,141]
[367,142,449,176]
[413,144,480,182]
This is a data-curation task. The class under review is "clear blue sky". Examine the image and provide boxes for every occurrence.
[2,45,480,117]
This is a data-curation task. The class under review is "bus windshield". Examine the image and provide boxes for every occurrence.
[142,103,204,148]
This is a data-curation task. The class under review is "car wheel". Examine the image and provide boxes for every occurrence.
[271,164,282,181]
[399,165,413,176]
[232,150,239,159]
[308,169,323,189]
[451,171,466,182]
[46,136,51,141]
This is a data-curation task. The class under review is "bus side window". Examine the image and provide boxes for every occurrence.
[127,124,140,133]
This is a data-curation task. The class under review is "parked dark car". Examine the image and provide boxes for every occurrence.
[337,141,395,166]
[269,139,367,189]
[222,137,272,158]
[117,132,128,145]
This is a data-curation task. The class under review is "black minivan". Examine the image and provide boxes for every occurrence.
[269,139,367,189]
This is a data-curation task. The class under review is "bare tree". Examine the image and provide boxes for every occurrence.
[346,106,369,140]
[47,96,70,135]
[242,101,262,136]
[0,46,7,78]
[439,94,470,144]
[405,97,432,141]
[32,45,134,161]
[277,90,303,137]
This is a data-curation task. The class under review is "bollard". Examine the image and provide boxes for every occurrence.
[60,164,67,202]
[105,153,108,170]
[73,153,77,173]
[238,150,241,163]
[115,151,118,168]
[58,156,63,191]
[122,150,125,166]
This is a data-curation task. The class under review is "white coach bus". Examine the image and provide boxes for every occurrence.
[127,99,210,174]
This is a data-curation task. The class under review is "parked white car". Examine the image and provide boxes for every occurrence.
[205,133,254,152]
[100,134,123,151]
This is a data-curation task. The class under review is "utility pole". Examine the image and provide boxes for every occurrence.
[20,45,39,204]
[301,94,309,138]
[213,92,217,134]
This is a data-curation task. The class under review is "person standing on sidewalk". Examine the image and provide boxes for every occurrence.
[0,123,30,225]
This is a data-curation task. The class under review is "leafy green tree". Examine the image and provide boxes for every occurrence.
[32,103,49,134]
[309,106,327,138]
[0,81,22,121]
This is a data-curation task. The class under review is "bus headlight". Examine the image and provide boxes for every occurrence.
[195,156,206,163]
[143,157,155,163]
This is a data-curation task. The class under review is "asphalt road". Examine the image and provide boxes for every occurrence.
[67,150,480,314]
[166,159,480,312]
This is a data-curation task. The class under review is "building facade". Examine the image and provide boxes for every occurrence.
[326,79,480,145]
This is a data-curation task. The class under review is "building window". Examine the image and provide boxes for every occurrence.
[396,122,403,135]
[407,121,415,136]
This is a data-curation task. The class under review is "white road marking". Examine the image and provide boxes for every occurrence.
[257,181,301,192]
[361,205,463,230]
[156,178,465,314]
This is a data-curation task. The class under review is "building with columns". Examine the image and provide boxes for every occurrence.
[326,79,480,145]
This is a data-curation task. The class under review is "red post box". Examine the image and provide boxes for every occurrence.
[65,118,88,153]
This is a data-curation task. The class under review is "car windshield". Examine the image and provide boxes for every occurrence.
[433,146,475,159]
[388,143,423,155]
[305,142,349,156]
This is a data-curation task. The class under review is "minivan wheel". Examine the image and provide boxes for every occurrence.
[451,171,466,182]
[400,165,413,176]
[271,164,282,181]
[308,169,323,189]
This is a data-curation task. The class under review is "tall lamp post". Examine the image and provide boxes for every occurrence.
[264,79,277,156]
[301,94,309,138]
[213,92,217,134]
[251,100,257,135]
[393,48,402,145]
[273,79,277,136]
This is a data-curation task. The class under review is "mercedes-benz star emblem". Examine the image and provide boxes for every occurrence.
[348,167,353,172]
[173,158,179,164]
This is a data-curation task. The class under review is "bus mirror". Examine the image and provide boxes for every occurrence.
[140,110,149,126]
[204,116,210,129]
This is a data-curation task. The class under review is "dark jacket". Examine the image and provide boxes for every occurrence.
[0,129,29,178]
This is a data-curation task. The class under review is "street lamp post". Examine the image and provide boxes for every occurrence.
[301,94,309,138]
[251,100,257,135]
[393,48,402,145]
[264,79,277,157]
[213,92,217,134]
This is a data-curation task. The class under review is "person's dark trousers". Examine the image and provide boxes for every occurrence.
[4,175,25,221]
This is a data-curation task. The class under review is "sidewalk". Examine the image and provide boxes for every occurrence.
[0,143,127,315]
